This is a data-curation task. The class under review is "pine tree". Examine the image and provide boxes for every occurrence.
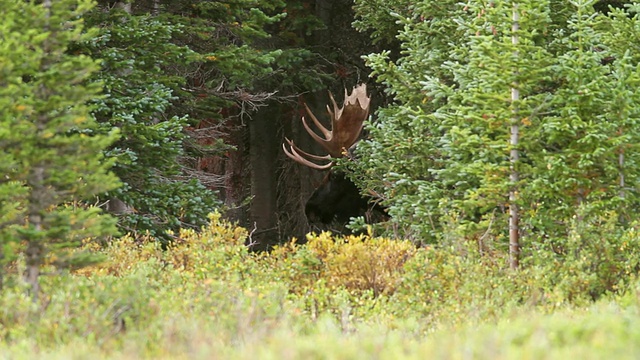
[0,0,120,300]
[355,0,640,253]
[80,0,320,241]
[527,0,640,235]
[351,0,465,242]
[79,4,221,240]
[431,1,553,266]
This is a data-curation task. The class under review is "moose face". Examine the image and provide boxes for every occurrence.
[283,84,372,225]
[305,171,369,224]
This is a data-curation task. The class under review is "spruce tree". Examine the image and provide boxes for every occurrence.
[0,0,120,299]
[432,0,552,266]
[355,0,640,254]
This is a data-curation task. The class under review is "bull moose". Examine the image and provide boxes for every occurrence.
[283,84,383,226]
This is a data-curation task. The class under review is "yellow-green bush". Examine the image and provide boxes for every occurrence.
[3,213,640,358]
[0,213,291,355]
[264,232,416,297]
[389,243,538,326]
[76,212,249,278]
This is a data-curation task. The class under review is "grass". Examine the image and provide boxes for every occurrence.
[3,302,640,359]
[1,215,640,359]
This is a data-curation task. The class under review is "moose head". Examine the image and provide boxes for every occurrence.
[283,84,373,225]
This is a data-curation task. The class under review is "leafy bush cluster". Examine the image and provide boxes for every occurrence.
[1,215,640,357]
[265,232,416,297]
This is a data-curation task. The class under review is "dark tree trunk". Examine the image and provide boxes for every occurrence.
[249,106,280,250]
[278,98,328,240]
[193,110,250,230]
[224,122,249,226]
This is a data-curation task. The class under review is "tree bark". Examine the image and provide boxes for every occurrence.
[23,0,53,302]
[249,106,279,250]
[224,121,249,227]
[509,4,520,270]
[25,166,45,302]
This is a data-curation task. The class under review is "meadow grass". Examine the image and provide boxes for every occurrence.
[1,215,639,359]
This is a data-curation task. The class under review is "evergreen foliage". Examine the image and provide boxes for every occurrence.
[353,0,640,254]
[80,0,332,240]
[81,5,222,240]
[0,0,120,298]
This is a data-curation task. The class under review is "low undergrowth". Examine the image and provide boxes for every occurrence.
[1,213,640,358]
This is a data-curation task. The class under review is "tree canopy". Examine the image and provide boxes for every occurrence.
[2,0,640,274]
[0,0,120,298]
[352,0,640,261]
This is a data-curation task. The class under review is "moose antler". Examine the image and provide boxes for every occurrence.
[283,84,371,170]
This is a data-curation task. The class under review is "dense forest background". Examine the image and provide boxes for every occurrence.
[79,0,376,249]
[4,0,640,283]
[65,0,640,256]
[84,0,386,250]
[7,0,640,357]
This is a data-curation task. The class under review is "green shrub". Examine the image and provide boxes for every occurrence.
[526,211,640,303]
[76,212,249,278]
[265,232,416,297]
[2,214,640,357]
[389,243,535,327]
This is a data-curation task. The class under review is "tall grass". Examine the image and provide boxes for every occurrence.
[1,214,639,358]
